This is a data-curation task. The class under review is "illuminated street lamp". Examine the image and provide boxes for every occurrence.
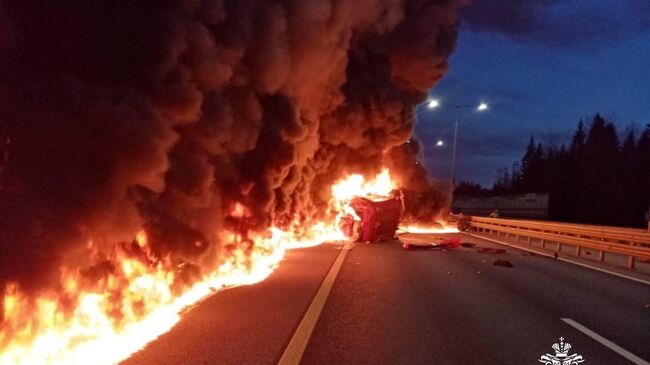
[428,99,440,109]
[428,101,489,205]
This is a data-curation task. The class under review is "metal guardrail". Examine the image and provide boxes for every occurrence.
[455,215,650,270]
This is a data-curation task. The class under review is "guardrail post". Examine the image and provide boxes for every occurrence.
[556,242,562,253]
[575,246,581,257]
[527,236,531,245]
[627,256,635,270]
[541,239,545,249]
[598,250,605,262]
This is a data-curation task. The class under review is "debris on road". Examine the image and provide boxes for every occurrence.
[440,237,461,247]
[401,237,461,250]
[477,247,506,254]
[493,259,514,268]
[460,242,476,248]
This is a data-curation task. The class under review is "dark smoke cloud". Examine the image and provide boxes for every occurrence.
[463,0,650,47]
[0,0,465,291]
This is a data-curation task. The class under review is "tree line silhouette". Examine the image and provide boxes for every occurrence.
[455,114,650,227]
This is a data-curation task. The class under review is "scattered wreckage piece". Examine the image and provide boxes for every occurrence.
[476,247,507,254]
[402,237,461,250]
[493,259,514,268]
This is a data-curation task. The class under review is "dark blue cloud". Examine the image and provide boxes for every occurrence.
[463,0,650,47]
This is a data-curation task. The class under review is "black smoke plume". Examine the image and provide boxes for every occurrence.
[0,0,466,292]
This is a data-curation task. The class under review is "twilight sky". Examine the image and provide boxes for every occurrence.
[416,0,650,186]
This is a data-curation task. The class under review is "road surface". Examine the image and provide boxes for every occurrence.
[123,233,650,365]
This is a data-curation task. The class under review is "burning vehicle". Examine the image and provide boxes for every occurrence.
[331,169,405,242]
[338,190,405,242]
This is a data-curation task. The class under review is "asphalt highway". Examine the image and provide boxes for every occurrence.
[123,233,650,365]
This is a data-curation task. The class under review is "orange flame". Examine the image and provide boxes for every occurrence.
[230,202,251,218]
[331,168,395,203]
[0,230,297,365]
[0,168,452,364]
[330,168,396,223]
[401,224,459,234]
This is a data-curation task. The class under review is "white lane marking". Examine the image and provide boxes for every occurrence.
[561,318,650,365]
[467,233,650,286]
[277,243,351,365]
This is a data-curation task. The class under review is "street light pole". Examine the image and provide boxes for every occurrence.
[449,119,459,206]
[425,100,488,209]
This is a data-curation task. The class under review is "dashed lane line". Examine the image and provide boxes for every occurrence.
[277,243,351,365]
[561,318,649,365]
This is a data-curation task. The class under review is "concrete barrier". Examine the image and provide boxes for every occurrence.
[452,193,549,219]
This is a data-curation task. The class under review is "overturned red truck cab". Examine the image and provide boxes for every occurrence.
[338,190,404,242]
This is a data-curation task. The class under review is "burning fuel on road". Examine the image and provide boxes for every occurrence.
[0,0,466,363]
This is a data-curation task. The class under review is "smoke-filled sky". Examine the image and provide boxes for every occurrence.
[417,0,650,186]
[0,0,466,292]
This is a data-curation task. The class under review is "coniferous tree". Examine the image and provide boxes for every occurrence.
[520,137,546,192]
[455,180,489,197]
[460,115,650,227]
[548,144,571,220]
[584,114,620,224]
[619,127,639,225]
[570,119,586,154]
[568,119,588,222]
[521,136,536,182]
[636,124,650,225]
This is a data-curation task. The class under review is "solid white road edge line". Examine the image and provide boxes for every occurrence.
[467,233,650,286]
[277,243,351,365]
[561,318,649,365]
